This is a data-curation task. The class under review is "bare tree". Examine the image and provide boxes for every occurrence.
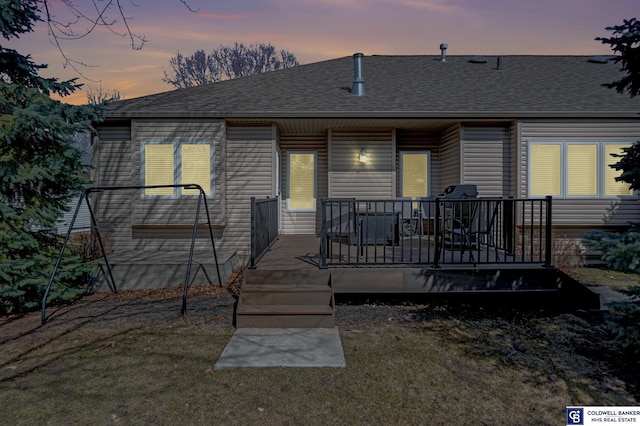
[86,85,122,104]
[31,0,196,80]
[163,43,300,88]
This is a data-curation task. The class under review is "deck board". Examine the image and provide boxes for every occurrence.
[254,235,557,295]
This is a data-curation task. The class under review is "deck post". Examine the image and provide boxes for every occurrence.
[433,197,441,268]
[319,198,328,269]
[544,196,553,267]
[250,196,257,269]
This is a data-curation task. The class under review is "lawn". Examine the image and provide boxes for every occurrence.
[1,268,638,425]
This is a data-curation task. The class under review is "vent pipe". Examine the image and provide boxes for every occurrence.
[439,43,448,62]
[496,56,504,71]
[351,53,367,96]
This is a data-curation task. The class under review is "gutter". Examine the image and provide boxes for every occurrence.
[104,110,640,120]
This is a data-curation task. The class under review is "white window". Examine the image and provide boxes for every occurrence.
[142,142,213,198]
[287,151,316,211]
[400,151,430,198]
[528,141,633,198]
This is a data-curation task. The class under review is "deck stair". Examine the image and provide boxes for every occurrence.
[236,270,335,328]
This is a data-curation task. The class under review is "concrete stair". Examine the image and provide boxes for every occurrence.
[236,270,335,328]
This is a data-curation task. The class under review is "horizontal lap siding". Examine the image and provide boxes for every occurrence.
[395,130,441,197]
[439,125,461,192]
[280,134,328,235]
[226,126,275,252]
[130,120,225,251]
[520,120,640,227]
[330,129,394,198]
[92,137,134,250]
[462,126,511,197]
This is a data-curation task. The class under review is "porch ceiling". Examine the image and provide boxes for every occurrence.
[227,117,500,134]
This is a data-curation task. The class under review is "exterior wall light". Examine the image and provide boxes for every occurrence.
[359,149,367,164]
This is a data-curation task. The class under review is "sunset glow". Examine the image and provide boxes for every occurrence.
[8,0,637,105]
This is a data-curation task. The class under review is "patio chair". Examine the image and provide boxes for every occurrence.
[418,197,436,236]
[440,195,478,260]
[398,198,421,236]
[472,199,501,261]
[323,199,362,260]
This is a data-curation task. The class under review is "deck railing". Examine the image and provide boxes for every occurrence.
[250,196,280,269]
[319,196,552,268]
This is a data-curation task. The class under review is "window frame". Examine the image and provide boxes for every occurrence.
[528,140,634,199]
[141,141,214,199]
[400,150,431,199]
[286,151,317,212]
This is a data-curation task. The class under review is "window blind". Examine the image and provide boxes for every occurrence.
[181,144,211,195]
[289,153,315,210]
[605,144,633,196]
[530,144,560,196]
[144,144,175,196]
[402,153,428,198]
[567,144,597,196]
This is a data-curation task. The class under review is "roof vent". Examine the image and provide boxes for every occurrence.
[588,56,610,64]
[350,53,367,96]
[469,56,487,64]
[439,43,448,62]
[496,56,504,71]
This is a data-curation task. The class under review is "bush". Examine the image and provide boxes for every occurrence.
[608,286,640,357]
[0,235,90,315]
[583,226,640,273]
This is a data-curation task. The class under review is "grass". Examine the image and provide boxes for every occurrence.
[569,267,640,291]
[1,284,638,426]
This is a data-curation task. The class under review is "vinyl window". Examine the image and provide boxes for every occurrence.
[528,141,633,198]
[142,142,213,198]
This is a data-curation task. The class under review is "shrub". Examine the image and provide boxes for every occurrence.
[583,225,640,273]
[608,286,640,357]
[0,236,90,315]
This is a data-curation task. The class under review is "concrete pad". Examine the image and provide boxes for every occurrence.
[214,328,346,369]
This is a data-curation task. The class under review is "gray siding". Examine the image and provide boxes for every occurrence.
[92,137,134,249]
[226,125,276,251]
[520,120,640,227]
[329,129,395,199]
[439,125,461,192]
[280,133,328,235]
[395,130,441,197]
[461,126,512,197]
[131,120,225,244]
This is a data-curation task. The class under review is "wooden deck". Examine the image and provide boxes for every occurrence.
[252,235,568,296]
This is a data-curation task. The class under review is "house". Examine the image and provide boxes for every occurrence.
[91,49,640,294]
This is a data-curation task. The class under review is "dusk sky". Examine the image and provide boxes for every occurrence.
[9,0,639,105]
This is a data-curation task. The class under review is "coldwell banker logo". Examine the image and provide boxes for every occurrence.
[567,408,584,425]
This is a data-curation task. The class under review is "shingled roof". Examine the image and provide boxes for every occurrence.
[106,54,640,119]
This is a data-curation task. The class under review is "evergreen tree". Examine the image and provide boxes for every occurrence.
[0,0,102,313]
[597,18,640,192]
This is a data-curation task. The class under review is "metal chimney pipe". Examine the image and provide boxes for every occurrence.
[496,56,504,70]
[351,53,367,96]
[439,43,448,62]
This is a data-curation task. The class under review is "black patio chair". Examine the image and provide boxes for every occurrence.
[323,199,362,260]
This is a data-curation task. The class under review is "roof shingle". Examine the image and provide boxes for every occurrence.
[106,55,640,118]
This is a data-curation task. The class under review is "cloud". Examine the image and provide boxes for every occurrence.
[197,12,258,19]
